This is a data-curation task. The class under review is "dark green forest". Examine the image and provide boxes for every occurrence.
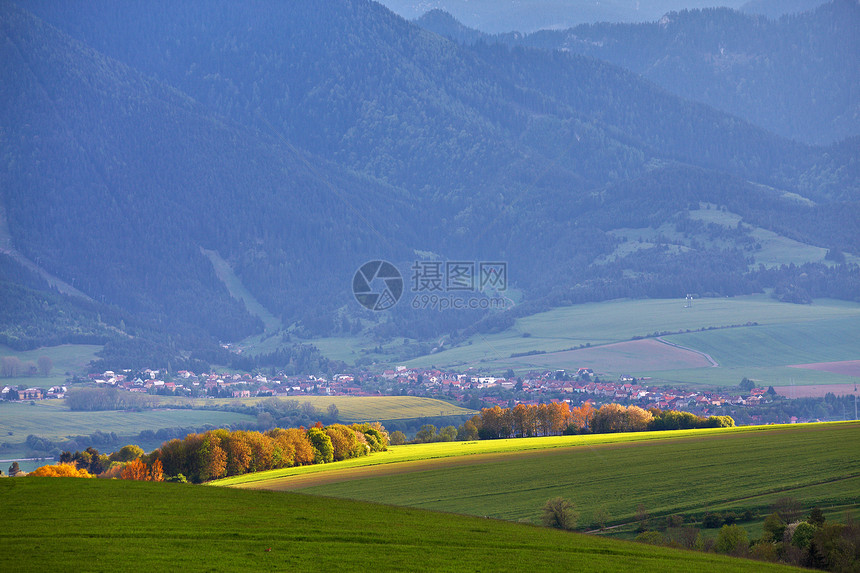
[1,0,858,372]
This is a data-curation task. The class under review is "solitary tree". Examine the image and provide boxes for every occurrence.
[541,497,579,530]
[326,403,339,421]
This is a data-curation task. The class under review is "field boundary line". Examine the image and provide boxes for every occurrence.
[657,337,719,367]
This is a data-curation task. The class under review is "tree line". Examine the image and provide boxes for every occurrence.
[634,497,860,572]
[1,355,52,378]
[28,423,390,484]
[456,403,734,441]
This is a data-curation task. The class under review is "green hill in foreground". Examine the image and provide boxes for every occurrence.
[0,478,802,572]
[227,423,860,532]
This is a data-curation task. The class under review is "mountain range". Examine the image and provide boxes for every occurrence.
[1,0,857,372]
[378,0,828,33]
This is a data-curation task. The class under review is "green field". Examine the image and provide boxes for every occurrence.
[641,365,859,389]
[215,426,755,487]
[397,296,860,386]
[661,317,859,368]
[0,401,255,446]
[158,395,473,422]
[0,343,102,388]
[0,478,803,572]
[228,423,860,534]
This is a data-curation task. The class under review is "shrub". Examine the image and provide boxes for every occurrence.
[666,514,684,529]
[541,497,579,530]
[715,524,749,556]
[703,512,723,528]
[749,541,779,562]
[636,531,665,545]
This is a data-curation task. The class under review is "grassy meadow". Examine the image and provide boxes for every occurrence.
[215,425,762,487]
[0,401,257,470]
[0,343,102,388]
[158,395,474,422]
[0,478,804,572]
[396,295,860,386]
[0,401,256,444]
[227,423,860,535]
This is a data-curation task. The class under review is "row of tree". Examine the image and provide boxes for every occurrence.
[0,355,52,378]
[466,403,734,440]
[65,387,157,411]
[636,501,859,572]
[33,423,389,483]
[152,423,389,483]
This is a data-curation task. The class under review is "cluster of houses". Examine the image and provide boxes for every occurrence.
[79,368,364,399]
[376,366,773,413]
[1,385,66,400]
[3,362,775,421]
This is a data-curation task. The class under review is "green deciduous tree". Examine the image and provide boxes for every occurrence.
[306,427,334,464]
[414,424,437,444]
[715,524,749,556]
[541,497,579,530]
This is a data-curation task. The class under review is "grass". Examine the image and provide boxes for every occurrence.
[640,365,859,389]
[229,423,860,532]
[662,317,860,368]
[0,400,256,444]
[401,295,860,375]
[0,478,804,572]
[0,343,102,388]
[157,395,473,421]
[215,426,763,487]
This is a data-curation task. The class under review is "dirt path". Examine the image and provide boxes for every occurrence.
[656,337,719,367]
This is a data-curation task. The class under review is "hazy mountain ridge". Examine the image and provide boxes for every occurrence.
[1,0,857,370]
[379,0,762,33]
[460,0,860,145]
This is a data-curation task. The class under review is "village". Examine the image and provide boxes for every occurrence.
[2,363,788,421]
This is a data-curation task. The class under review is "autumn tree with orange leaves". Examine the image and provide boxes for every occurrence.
[29,463,94,478]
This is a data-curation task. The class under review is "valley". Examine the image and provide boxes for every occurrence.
[1,1,858,570]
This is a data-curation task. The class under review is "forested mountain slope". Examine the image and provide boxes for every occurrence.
[1,0,857,369]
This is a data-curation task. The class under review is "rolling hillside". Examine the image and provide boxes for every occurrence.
[1,478,803,572]
[228,422,860,530]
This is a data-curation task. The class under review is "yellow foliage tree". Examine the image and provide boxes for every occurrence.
[29,463,94,478]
